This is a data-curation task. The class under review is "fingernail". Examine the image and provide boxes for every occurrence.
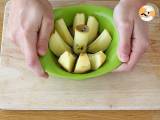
[40,72,49,78]
[43,73,49,78]
[38,48,47,56]
[119,54,129,62]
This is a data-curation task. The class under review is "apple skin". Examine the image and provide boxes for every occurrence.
[49,31,72,57]
[74,53,91,73]
[58,51,76,72]
[88,29,111,53]
[87,16,99,44]
[88,51,106,70]
[55,18,74,46]
[73,25,89,55]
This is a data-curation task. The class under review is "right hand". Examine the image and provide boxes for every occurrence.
[8,0,53,78]
[113,0,149,72]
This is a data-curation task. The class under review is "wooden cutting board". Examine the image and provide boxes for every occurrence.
[0,0,160,110]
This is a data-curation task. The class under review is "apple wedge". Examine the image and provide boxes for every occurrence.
[58,51,76,72]
[73,25,89,54]
[49,31,71,57]
[73,13,85,32]
[88,29,111,53]
[55,18,74,46]
[88,51,106,70]
[87,16,99,44]
[74,53,91,73]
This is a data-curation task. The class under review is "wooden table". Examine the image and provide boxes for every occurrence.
[1,0,160,119]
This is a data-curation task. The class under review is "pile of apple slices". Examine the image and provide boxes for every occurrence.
[49,13,112,73]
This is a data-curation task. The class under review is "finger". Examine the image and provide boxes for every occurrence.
[116,21,133,62]
[114,45,144,72]
[40,0,53,10]
[20,31,48,78]
[8,32,18,46]
[37,15,53,56]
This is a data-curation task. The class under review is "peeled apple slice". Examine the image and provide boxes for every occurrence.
[58,51,76,72]
[74,53,91,73]
[88,29,111,53]
[55,18,74,46]
[87,16,99,44]
[73,13,85,32]
[88,51,106,70]
[49,31,71,57]
[73,25,89,55]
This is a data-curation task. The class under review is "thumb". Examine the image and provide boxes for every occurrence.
[117,22,133,62]
[38,16,53,56]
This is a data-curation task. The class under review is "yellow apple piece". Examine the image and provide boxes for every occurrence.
[58,51,76,72]
[88,29,111,53]
[87,16,99,44]
[55,18,74,46]
[73,25,89,55]
[88,51,106,70]
[73,13,85,32]
[49,31,71,57]
[74,53,91,73]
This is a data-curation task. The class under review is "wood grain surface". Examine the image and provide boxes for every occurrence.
[0,0,5,46]
[0,0,160,119]
[0,110,160,120]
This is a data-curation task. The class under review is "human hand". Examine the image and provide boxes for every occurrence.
[114,0,149,72]
[9,0,53,78]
